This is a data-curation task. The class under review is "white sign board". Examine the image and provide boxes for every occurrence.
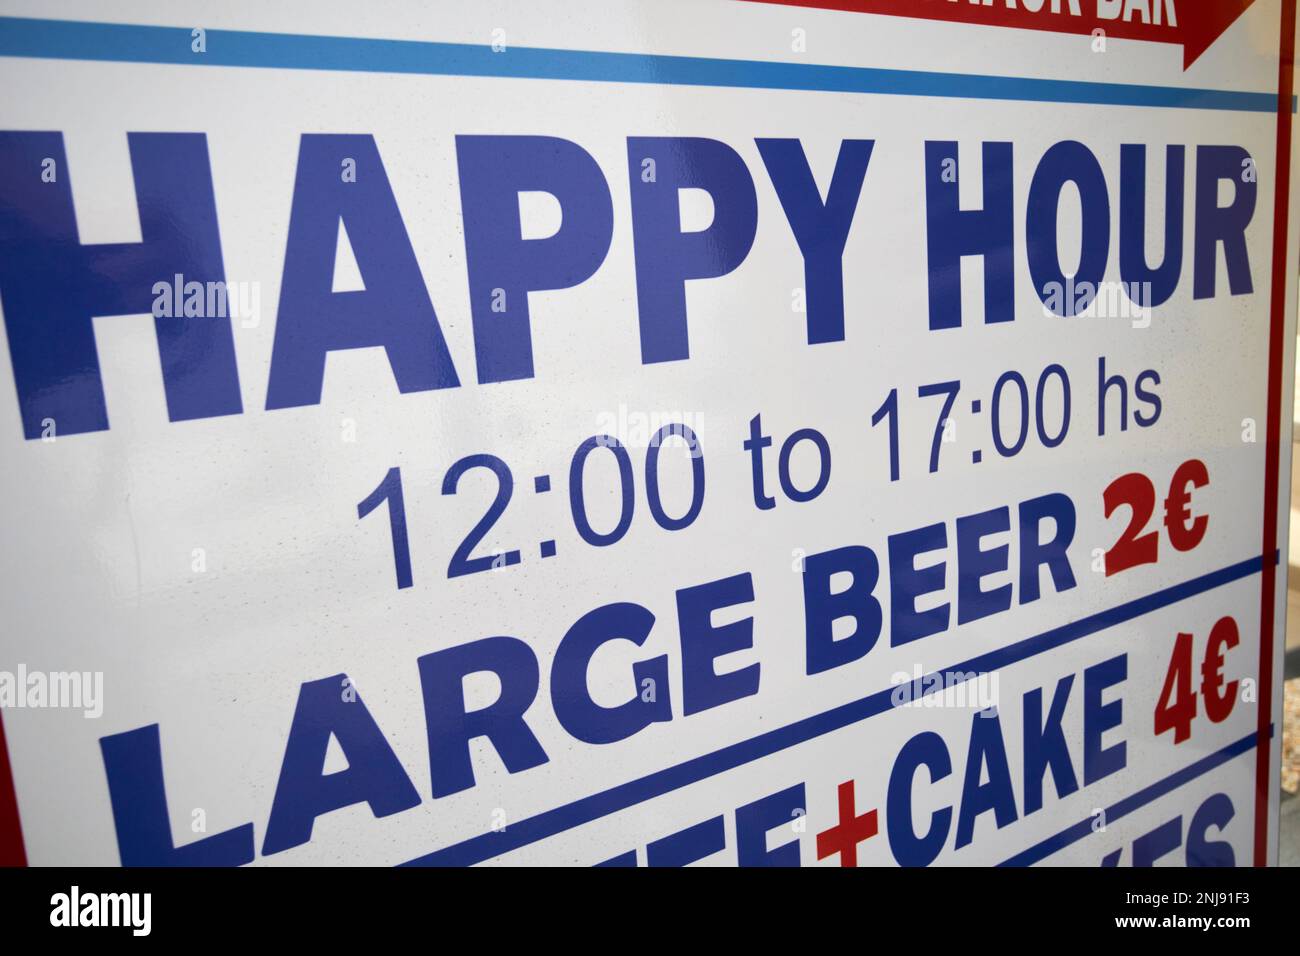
[0,0,1294,867]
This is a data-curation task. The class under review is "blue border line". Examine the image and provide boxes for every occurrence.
[999,728,1266,866]
[402,551,1274,866]
[0,16,1287,114]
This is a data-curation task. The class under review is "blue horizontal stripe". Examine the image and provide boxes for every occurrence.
[0,16,1288,113]
[403,551,1274,866]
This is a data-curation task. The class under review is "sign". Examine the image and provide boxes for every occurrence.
[0,0,1294,867]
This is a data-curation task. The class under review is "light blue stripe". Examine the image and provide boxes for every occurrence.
[0,16,1289,113]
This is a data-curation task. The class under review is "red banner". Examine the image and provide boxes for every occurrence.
[745,0,1255,69]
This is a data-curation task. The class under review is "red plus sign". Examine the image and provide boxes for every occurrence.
[816,780,878,867]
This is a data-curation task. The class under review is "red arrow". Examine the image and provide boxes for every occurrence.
[744,0,1255,70]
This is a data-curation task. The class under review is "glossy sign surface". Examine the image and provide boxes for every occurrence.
[0,0,1294,867]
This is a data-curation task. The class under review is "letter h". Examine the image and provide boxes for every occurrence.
[0,132,241,439]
